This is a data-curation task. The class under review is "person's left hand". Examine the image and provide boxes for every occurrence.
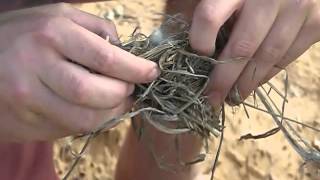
[189,0,320,106]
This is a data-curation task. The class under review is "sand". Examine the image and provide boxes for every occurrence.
[53,1,320,179]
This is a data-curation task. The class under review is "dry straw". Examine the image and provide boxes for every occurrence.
[62,15,320,180]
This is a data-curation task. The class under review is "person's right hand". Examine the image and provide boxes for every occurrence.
[0,3,159,142]
[189,0,320,107]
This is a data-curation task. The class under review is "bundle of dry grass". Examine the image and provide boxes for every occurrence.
[120,16,228,138]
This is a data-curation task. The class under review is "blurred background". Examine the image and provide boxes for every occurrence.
[53,1,320,179]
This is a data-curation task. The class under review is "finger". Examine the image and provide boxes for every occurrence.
[32,79,132,134]
[40,56,134,109]
[236,0,310,99]
[262,26,319,83]
[44,18,159,83]
[190,0,242,55]
[207,0,280,107]
[30,3,119,43]
[61,4,120,43]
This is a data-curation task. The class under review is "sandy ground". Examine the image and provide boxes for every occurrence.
[53,1,320,179]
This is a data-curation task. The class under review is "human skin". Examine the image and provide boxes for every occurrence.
[0,3,159,142]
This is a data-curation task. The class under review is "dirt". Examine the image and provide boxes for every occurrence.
[53,1,320,179]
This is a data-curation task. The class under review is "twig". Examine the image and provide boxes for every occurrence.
[210,105,225,180]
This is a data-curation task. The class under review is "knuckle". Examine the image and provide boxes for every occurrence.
[11,83,31,106]
[70,76,89,104]
[92,49,115,72]
[196,5,223,27]
[229,40,256,58]
[31,17,65,45]
[260,45,283,62]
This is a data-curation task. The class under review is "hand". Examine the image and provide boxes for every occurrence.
[190,0,320,106]
[0,3,159,142]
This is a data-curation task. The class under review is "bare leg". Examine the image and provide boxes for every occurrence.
[115,117,203,180]
[115,1,202,180]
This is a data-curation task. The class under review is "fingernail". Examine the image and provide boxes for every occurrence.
[147,66,160,82]
[226,86,243,106]
[127,84,135,96]
[210,44,216,57]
